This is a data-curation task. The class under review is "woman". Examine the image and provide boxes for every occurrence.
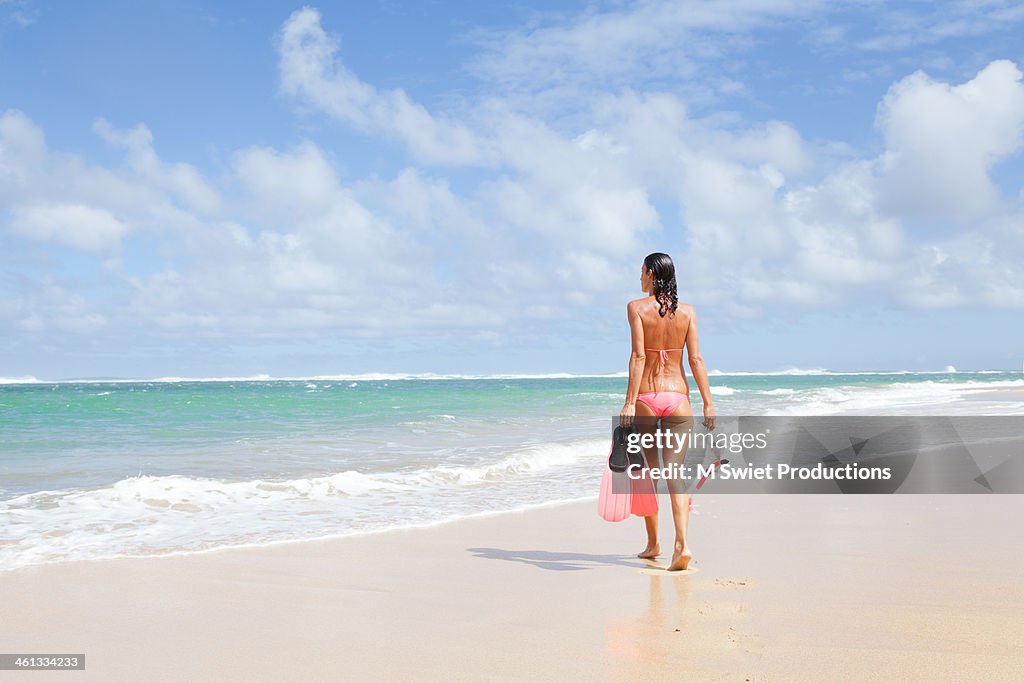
[620,252,715,571]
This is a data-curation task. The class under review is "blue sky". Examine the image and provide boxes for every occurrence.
[1,0,1023,379]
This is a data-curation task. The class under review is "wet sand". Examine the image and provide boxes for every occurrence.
[2,495,1023,681]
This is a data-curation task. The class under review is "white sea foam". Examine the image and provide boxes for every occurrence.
[775,379,1024,416]
[0,438,606,571]
[145,374,277,382]
[0,372,627,384]
[708,367,981,377]
[425,440,602,483]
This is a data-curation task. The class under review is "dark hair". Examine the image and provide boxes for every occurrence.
[643,252,678,317]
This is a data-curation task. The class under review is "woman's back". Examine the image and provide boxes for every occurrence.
[631,296,693,394]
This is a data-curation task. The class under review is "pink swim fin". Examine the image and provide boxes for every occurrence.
[630,472,658,517]
[598,445,631,522]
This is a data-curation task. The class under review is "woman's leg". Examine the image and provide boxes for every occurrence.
[662,402,694,571]
[635,399,660,558]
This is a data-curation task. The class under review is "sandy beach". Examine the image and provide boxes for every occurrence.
[3,494,1023,682]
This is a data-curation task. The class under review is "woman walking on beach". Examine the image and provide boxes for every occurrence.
[620,253,715,571]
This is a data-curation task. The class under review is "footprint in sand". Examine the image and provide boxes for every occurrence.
[695,601,745,617]
[714,578,752,588]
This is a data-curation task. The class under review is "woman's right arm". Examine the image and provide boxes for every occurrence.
[620,302,645,424]
[685,306,716,431]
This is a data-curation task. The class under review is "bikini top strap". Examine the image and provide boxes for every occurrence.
[645,348,681,374]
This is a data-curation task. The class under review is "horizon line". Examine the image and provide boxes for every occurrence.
[1,366,1019,384]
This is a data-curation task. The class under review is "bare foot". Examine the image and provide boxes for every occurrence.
[667,544,692,571]
[637,544,660,559]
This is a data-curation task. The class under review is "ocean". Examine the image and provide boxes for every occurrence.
[2,370,1023,570]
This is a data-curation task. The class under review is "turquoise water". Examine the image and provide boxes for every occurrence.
[1,371,1022,569]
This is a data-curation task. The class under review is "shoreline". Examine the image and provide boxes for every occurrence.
[0,494,597,574]
[3,495,1022,681]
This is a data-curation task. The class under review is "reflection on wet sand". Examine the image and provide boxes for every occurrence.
[605,567,694,668]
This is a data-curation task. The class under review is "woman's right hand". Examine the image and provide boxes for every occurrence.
[619,402,635,428]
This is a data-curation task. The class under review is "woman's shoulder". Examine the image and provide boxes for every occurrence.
[626,296,654,314]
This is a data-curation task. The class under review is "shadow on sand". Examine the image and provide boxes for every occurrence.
[466,547,643,571]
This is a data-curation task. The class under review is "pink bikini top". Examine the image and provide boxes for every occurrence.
[646,348,683,375]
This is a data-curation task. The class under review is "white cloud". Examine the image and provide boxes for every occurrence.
[0,109,217,240]
[93,119,222,214]
[0,108,46,175]
[467,0,819,101]
[857,1,1024,52]
[601,60,1024,314]
[277,7,487,165]
[5,9,1024,357]
[118,141,455,338]
[275,10,668,259]
[353,168,490,250]
[0,0,37,29]
[233,142,341,218]
[874,59,1024,221]
[10,203,129,252]
[5,279,108,333]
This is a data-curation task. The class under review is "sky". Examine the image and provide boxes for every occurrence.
[1,0,1023,379]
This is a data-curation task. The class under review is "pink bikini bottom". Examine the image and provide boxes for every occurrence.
[636,391,690,417]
